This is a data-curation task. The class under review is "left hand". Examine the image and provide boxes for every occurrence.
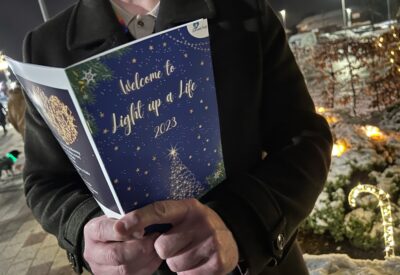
[115,199,239,275]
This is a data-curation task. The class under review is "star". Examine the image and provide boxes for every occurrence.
[163,42,167,47]
[136,146,141,151]
[152,156,157,161]
[114,146,119,151]
[189,155,193,159]
[200,61,205,66]
[197,135,201,140]
[206,77,210,81]
[134,201,139,206]
[214,149,217,153]
[208,163,211,167]
[184,53,188,58]
[103,129,109,134]
[145,193,150,197]
[144,171,149,175]
[127,186,132,191]
[132,58,137,64]
[203,148,207,152]
[200,100,204,104]
[82,68,97,85]
[206,139,210,143]
[149,45,154,50]
[113,179,119,184]
[199,125,203,129]
[205,106,209,110]
[99,112,105,118]
[168,146,179,158]
[136,168,140,173]
[189,109,194,114]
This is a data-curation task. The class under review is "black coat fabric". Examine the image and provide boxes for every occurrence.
[22,0,333,274]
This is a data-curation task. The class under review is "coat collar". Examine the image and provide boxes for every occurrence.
[67,0,216,51]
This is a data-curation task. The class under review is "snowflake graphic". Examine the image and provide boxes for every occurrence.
[82,68,97,85]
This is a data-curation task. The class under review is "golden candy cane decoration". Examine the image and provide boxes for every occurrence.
[348,184,396,258]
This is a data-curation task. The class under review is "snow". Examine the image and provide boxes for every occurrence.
[304,254,400,275]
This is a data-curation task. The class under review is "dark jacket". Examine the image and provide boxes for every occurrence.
[22,0,333,274]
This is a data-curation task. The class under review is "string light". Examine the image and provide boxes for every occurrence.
[316,106,327,114]
[360,125,386,142]
[332,139,349,157]
[166,30,211,52]
[348,184,396,259]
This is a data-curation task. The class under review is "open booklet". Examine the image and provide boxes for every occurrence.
[7,19,226,219]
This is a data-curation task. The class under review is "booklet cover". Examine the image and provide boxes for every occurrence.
[7,19,226,219]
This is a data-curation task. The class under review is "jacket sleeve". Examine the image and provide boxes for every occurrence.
[22,31,102,273]
[202,2,333,274]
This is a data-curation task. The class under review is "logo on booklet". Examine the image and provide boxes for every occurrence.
[190,21,207,33]
[193,22,200,31]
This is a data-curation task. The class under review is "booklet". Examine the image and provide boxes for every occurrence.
[7,19,225,219]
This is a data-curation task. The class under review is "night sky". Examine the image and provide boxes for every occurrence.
[0,0,390,60]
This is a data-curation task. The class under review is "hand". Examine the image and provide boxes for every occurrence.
[83,215,162,275]
[116,199,239,275]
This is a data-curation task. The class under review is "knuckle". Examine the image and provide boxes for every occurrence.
[208,235,220,255]
[83,249,91,262]
[141,241,152,256]
[84,220,98,239]
[130,212,141,224]
[90,265,100,275]
[187,198,200,208]
[106,246,122,265]
[117,264,129,275]
[210,254,225,274]
[152,201,167,218]
[94,221,104,241]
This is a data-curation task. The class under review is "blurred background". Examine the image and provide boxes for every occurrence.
[0,1,399,274]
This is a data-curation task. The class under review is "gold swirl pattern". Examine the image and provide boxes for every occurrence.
[46,95,78,145]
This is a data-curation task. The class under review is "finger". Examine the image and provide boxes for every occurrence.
[90,253,162,275]
[179,254,231,275]
[90,264,130,275]
[84,234,160,266]
[135,254,164,275]
[155,225,205,259]
[120,199,200,235]
[114,218,145,239]
[85,216,131,242]
[166,235,218,273]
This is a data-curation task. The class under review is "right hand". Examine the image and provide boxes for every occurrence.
[83,215,162,275]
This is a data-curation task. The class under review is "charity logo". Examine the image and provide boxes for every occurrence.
[193,22,200,31]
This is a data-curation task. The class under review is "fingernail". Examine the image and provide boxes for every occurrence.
[132,231,143,239]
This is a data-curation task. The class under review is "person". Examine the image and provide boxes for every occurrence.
[0,101,7,135]
[22,0,333,274]
[7,86,25,138]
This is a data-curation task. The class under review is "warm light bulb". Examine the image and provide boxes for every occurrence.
[332,139,348,157]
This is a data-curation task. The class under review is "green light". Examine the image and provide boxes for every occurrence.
[6,153,17,163]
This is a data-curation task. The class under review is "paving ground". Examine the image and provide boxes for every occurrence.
[0,126,88,275]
